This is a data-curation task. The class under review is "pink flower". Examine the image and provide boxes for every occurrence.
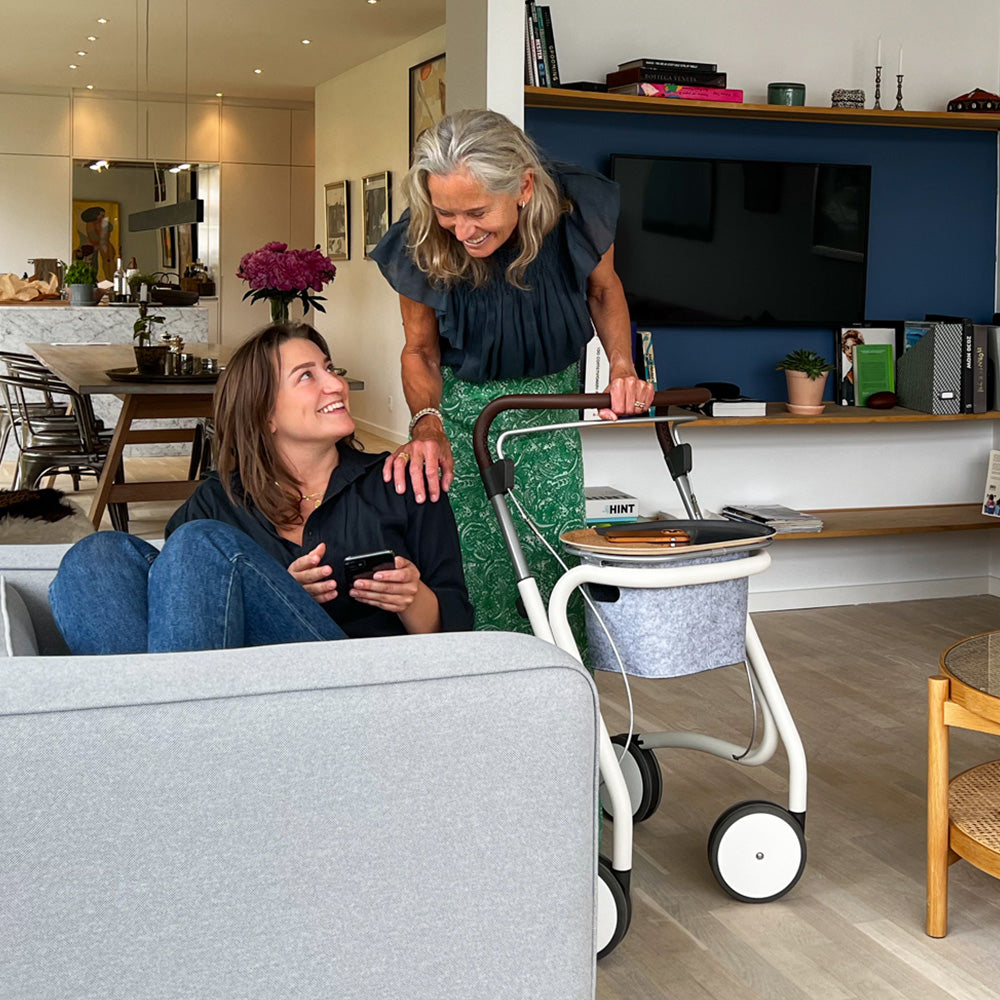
[236,242,336,315]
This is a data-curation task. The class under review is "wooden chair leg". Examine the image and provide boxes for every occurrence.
[927,675,951,937]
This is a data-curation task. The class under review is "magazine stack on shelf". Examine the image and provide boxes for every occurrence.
[524,3,560,87]
[605,57,742,102]
[721,503,824,533]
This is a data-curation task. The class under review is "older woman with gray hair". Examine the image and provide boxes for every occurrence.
[371,108,652,635]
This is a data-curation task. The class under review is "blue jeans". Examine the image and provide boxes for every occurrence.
[50,520,347,654]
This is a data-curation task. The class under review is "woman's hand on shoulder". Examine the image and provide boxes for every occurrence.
[350,555,420,613]
[288,542,338,604]
[382,424,454,504]
[599,372,656,421]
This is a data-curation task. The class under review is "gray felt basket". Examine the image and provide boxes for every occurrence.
[583,550,749,678]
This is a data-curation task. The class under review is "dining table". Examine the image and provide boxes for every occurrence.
[26,342,364,531]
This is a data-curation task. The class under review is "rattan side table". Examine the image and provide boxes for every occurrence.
[927,631,1000,937]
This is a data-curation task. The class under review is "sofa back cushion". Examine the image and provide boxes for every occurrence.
[1,578,38,656]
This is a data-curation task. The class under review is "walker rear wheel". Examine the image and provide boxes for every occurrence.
[708,801,806,902]
[596,855,631,959]
[600,734,663,824]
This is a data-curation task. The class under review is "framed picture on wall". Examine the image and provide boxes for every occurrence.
[409,53,445,161]
[325,180,349,261]
[72,199,120,283]
[160,226,176,270]
[362,171,391,260]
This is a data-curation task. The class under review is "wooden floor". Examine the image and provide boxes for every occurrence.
[595,596,1000,1000]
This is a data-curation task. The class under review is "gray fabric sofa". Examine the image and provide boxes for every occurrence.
[0,542,599,999]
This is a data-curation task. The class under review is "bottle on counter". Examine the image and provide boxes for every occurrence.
[112,257,126,302]
[125,257,138,300]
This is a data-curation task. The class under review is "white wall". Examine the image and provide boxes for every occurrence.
[545,0,1000,111]
[314,25,446,444]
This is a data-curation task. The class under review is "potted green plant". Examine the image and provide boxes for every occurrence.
[776,349,834,415]
[133,299,168,375]
[64,260,98,306]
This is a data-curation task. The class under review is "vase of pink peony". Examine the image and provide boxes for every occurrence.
[236,242,336,325]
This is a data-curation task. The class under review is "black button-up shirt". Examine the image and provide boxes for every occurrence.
[166,444,474,638]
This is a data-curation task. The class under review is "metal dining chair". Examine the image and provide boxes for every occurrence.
[0,369,128,532]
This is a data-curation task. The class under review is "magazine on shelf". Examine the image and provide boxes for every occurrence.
[721,503,824,532]
[982,451,1000,518]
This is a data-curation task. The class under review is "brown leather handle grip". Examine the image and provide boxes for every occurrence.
[472,387,711,472]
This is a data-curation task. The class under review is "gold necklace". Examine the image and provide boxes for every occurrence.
[276,482,323,509]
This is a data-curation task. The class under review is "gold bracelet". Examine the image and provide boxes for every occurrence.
[408,407,444,435]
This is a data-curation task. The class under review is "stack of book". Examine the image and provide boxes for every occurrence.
[524,3,560,87]
[721,503,824,533]
[585,486,639,525]
[605,57,742,103]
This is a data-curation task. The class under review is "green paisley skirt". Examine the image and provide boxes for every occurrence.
[441,363,587,647]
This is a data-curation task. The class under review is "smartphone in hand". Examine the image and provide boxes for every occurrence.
[343,549,396,590]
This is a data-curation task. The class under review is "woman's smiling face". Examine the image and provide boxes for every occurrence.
[268,337,354,447]
[427,166,534,258]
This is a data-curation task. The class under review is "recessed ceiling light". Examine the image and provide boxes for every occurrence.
[87,35,97,41]
[367,0,378,5]
[69,64,78,70]
[301,38,311,44]
[86,84,94,90]
[96,17,108,23]
[253,68,262,74]
[76,50,87,56]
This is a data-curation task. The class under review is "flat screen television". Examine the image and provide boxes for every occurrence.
[609,153,871,326]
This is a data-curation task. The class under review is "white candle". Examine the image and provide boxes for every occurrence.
[876,36,882,67]
[897,46,903,75]
[139,282,148,303]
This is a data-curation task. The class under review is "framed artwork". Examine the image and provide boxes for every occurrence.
[325,180,350,260]
[362,171,391,260]
[409,53,446,161]
[160,226,177,270]
[72,199,120,283]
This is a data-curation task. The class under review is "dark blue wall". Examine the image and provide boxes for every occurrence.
[525,107,998,399]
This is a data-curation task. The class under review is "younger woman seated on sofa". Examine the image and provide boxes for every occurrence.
[50,322,474,654]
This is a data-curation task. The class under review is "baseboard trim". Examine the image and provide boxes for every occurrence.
[353,418,407,446]
[749,576,994,612]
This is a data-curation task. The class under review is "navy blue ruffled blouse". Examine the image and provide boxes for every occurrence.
[370,164,619,383]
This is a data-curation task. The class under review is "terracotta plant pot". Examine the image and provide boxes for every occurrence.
[133,344,169,376]
[785,370,828,415]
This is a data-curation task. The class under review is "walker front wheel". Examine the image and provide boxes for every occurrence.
[707,801,806,903]
[599,734,663,824]
[596,855,631,959]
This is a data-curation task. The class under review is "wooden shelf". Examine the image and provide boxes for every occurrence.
[667,403,1000,427]
[525,86,1000,131]
[772,503,1000,540]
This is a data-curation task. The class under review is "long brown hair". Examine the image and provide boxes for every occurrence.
[402,109,568,290]
[214,322,357,527]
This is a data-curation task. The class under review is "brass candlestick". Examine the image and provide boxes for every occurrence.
[873,65,883,109]
[894,73,904,110]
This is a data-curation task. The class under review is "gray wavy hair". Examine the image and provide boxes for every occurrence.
[401,109,568,289]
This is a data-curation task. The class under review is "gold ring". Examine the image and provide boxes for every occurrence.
[398,451,410,462]
[634,401,645,409]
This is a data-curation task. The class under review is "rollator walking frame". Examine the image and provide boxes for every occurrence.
[473,389,808,959]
